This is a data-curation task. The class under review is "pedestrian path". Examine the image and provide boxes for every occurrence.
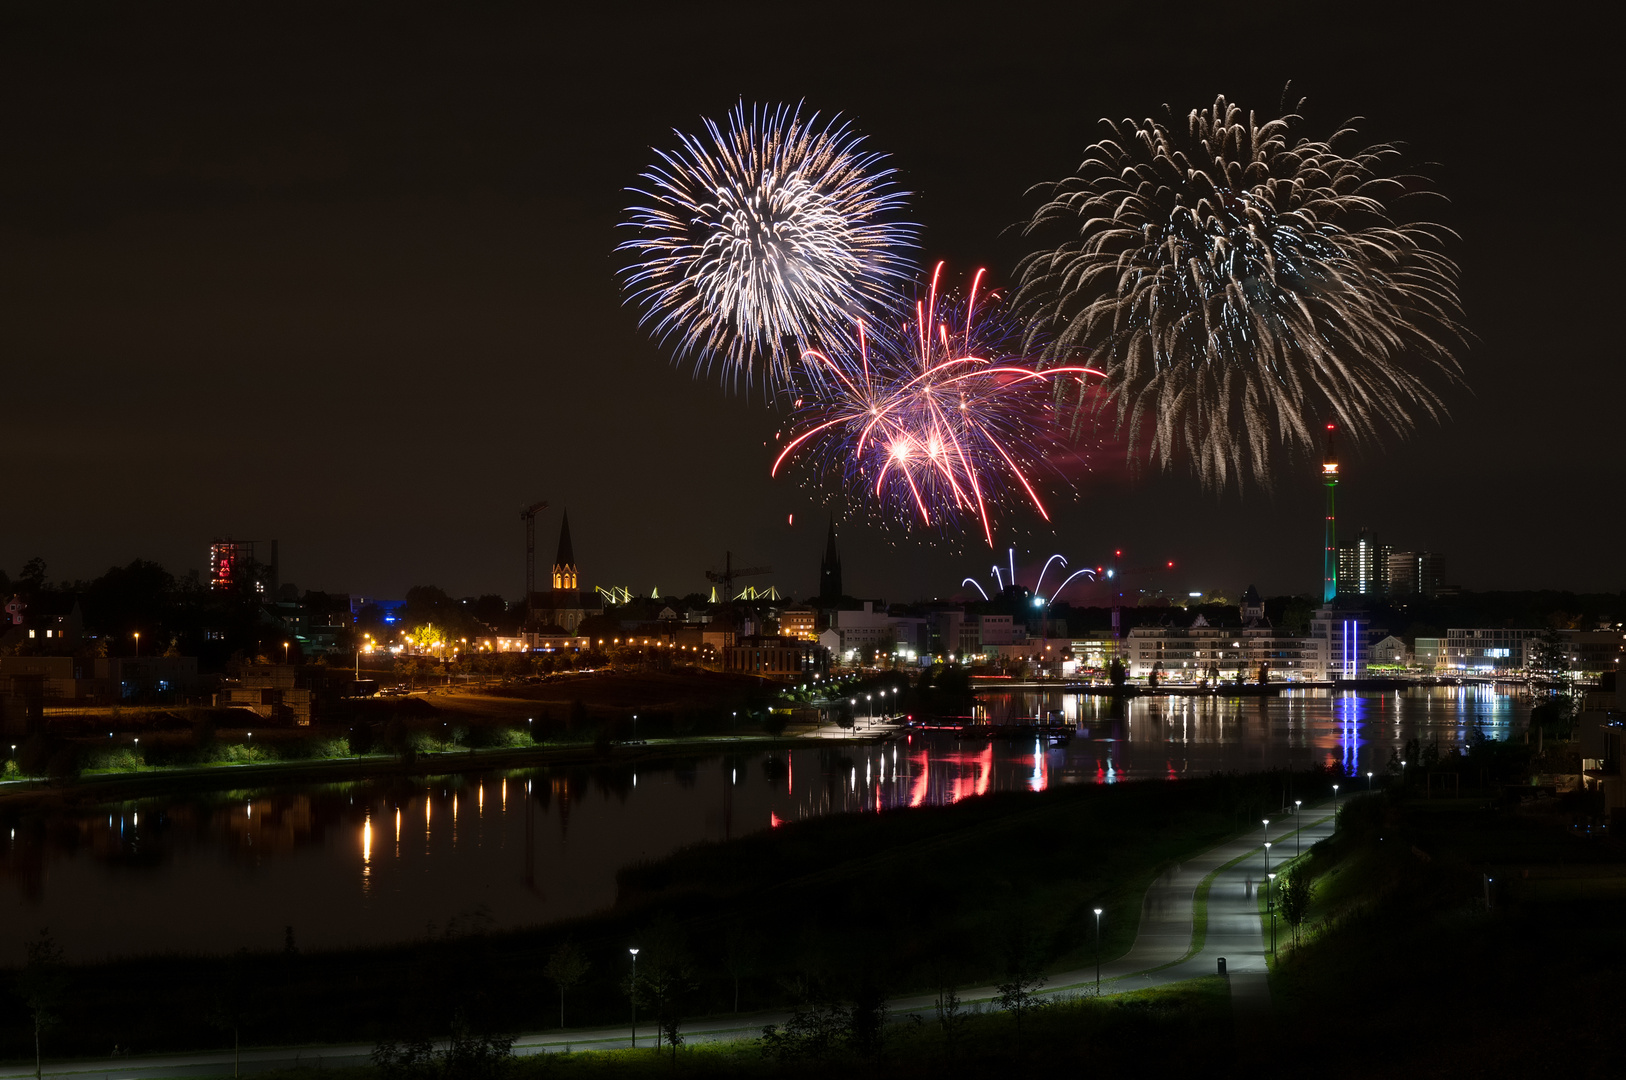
[1,799,1346,1078]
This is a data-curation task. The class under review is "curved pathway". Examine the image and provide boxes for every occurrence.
[0,801,1343,1077]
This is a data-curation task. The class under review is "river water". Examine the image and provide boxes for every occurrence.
[1,686,1525,961]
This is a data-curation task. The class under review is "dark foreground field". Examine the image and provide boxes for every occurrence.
[11,773,1622,1077]
[1,771,1263,1062]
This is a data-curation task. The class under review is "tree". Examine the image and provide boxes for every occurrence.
[207,950,259,1077]
[634,920,697,1061]
[934,983,965,1047]
[18,557,47,594]
[543,941,590,1028]
[410,623,446,652]
[723,928,760,1013]
[1280,870,1312,945]
[1147,661,1161,690]
[994,941,1047,1032]
[17,928,66,1080]
[1108,657,1126,689]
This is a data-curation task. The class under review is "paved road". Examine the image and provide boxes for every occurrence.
[1,800,1343,1079]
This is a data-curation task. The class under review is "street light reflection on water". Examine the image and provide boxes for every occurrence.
[0,687,1525,961]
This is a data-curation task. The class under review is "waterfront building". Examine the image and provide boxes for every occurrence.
[723,634,829,681]
[1443,627,1542,673]
[1123,625,1320,682]
[1310,608,1370,681]
[1413,637,1444,672]
[1369,635,1409,667]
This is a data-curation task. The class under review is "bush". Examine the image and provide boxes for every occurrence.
[87,747,143,773]
[314,737,351,759]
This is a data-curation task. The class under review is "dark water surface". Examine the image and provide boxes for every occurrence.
[2,686,1525,961]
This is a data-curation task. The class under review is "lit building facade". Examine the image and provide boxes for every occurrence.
[1336,528,1392,598]
[778,608,817,641]
[723,635,829,681]
[1443,627,1542,672]
[1124,625,1322,682]
[1388,551,1450,599]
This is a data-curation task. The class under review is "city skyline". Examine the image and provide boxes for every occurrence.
[2,3,1617,601]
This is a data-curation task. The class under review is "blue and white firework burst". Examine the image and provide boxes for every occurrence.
[618,102,918,391]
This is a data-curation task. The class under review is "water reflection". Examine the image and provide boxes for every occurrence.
[0,688,1524,960]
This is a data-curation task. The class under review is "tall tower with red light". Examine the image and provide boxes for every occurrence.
[1321,424,1339,604]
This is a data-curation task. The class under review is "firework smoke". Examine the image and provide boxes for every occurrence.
[618,102,918,390]
[1017,96,1464,488]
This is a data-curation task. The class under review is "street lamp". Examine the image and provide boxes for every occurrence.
[1367,770,1373,790]
[1093,907,1103,995]
[1264,841,1271,877]
[629,948,639,1048]
[133,631,140,658]
[283,641,290,664]
[1294,800,1302,861]
[1332,783,1340,803]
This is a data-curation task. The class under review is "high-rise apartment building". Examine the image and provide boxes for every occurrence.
[1336,528,1392,598]
[1388,551,1449,599]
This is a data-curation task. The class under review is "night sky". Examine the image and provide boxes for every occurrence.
[2,2,1616,604]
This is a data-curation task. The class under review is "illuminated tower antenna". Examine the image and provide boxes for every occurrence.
[1321,425,1339,604]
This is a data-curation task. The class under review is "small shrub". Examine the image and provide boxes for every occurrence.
[314,737,351,759]
[87,747,143,773]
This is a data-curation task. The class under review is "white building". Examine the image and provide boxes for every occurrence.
[1369,635,1409,667]
[1124,624,1322,682]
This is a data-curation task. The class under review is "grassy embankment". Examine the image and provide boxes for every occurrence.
[2,671,871,804]
[1252,790,1626,1075]
[250,979,1236,1079]
[0,772,1277,1065]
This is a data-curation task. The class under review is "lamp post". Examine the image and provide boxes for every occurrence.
[1093,907,1103,995]
[133,631,140,658]
[1332,783,1340,804]
[629,948,639,1048]
[1262,818,1270,875]
[1294,800,1302,861]
[1367,770,1373,790]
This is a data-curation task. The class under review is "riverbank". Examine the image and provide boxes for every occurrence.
[0,730,849,810]
[0,771,1289,1063]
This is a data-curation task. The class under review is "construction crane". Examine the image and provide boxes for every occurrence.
[1102,550,1176,642]
[520,500,550,620]
[705,551,771,600]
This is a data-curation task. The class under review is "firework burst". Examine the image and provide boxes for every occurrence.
[617,102,918,390]
[1017,96,1465,489]
[773,263,1102,546]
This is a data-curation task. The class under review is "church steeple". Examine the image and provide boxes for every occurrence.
[818,517,842,603]
[552,511,577,591]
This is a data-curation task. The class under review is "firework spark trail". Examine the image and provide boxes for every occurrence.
[617,102,918,391]
[773,262,1103,544]
[1016,96,1465,489]
[961,548,1097,602]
